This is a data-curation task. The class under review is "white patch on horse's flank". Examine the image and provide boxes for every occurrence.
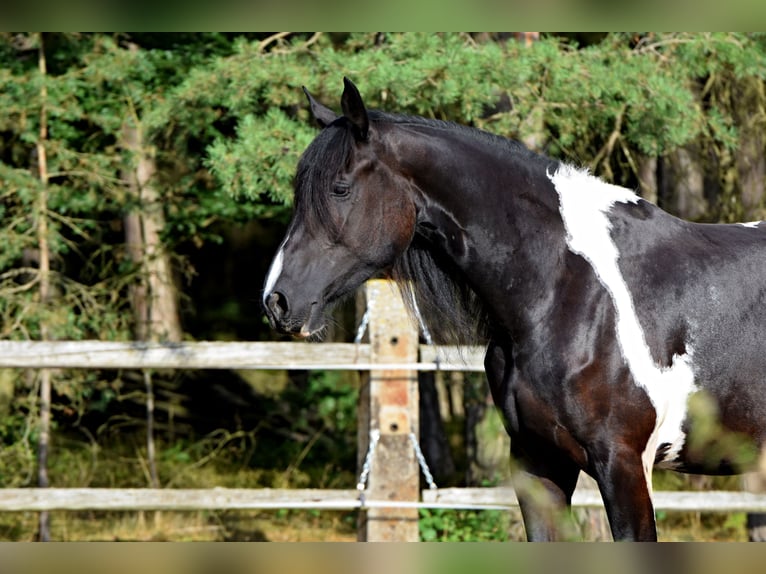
[263,233,290,305]
[549,164,698,495]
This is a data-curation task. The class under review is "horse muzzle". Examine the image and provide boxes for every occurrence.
[264,291,320,338]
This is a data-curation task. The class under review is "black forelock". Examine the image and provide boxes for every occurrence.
[293,120,354,237]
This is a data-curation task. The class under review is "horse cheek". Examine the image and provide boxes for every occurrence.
[388,201,417,255]
[356,198,415,266]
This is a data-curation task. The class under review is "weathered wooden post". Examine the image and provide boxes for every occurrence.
[357,279,420,541]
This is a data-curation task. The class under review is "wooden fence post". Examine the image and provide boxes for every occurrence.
[357,279,420,541]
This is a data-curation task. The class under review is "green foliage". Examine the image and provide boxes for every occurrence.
[300,371,359,436]
[419,508,509,542]
[148,32,766,212]
[205,109,316,207]
[247,370,360,485]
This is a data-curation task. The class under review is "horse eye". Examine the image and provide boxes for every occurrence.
[332,182,351,197]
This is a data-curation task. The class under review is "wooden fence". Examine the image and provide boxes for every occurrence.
[2,279,766,541]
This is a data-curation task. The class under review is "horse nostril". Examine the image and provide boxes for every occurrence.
[267,291,289,320]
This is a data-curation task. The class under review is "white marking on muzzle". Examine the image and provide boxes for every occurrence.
[550,165,697,494]
[263,234,289,306]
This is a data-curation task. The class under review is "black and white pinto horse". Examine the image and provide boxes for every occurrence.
[262,78,766,541]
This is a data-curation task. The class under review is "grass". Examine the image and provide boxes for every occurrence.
[0,509,359,542]
[0,498,752,541]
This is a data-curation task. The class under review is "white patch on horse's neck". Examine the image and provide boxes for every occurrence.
[549,164,697,487]
[263,233,290,305]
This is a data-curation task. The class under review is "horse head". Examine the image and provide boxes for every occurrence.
[262,78,418,337]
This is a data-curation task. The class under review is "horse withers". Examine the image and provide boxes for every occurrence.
[262,77,766,540]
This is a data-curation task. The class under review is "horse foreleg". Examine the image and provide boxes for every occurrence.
[511,439,581,541]
[593,449,657,541]
[484,340,581,540]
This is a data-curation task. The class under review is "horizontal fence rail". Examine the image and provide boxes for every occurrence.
[423,487,766,514]
[2,487,766,514]
[0,340,486,372]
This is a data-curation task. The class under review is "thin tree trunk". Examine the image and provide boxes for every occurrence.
[637,155,658,204]
[121,44,181,522]
[143,370,159,489]
[659,145,708,220]
[517,34,545,153]
[122,116,180,499]
[35,32,51,543]
[735,78,765,220]
[418,371,456,485]
[122,119,182,344]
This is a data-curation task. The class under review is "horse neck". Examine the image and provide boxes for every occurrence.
[384,122,568,336]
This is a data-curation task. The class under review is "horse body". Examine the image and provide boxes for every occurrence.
[262,78,766,540]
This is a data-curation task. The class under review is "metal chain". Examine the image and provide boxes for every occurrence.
[354,307,371,344]
[409,432,438,490]
[410,295,440,371]
[355,285,375,344]
[356,286,440,369]
[356,429,380,506]
[356,430,438,500]
[410,296,434,346]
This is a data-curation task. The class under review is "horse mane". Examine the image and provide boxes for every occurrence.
[372,110,538,161]
[392,238,491,347]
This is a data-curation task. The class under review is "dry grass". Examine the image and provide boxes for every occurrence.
[0,509,359,542]
[0,505,751,542]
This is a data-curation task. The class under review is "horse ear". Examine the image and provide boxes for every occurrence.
[302,86,339,128]
[341,76,369,141]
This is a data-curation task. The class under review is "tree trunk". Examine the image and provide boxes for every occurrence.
[122,116,180,502]
[122,120,182,344]
[659,145,709,220]
[35,32,51,543]
[418,371,456,485]
[637,155,658,204]
[120,44,181,515]
[734,77,766,220]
